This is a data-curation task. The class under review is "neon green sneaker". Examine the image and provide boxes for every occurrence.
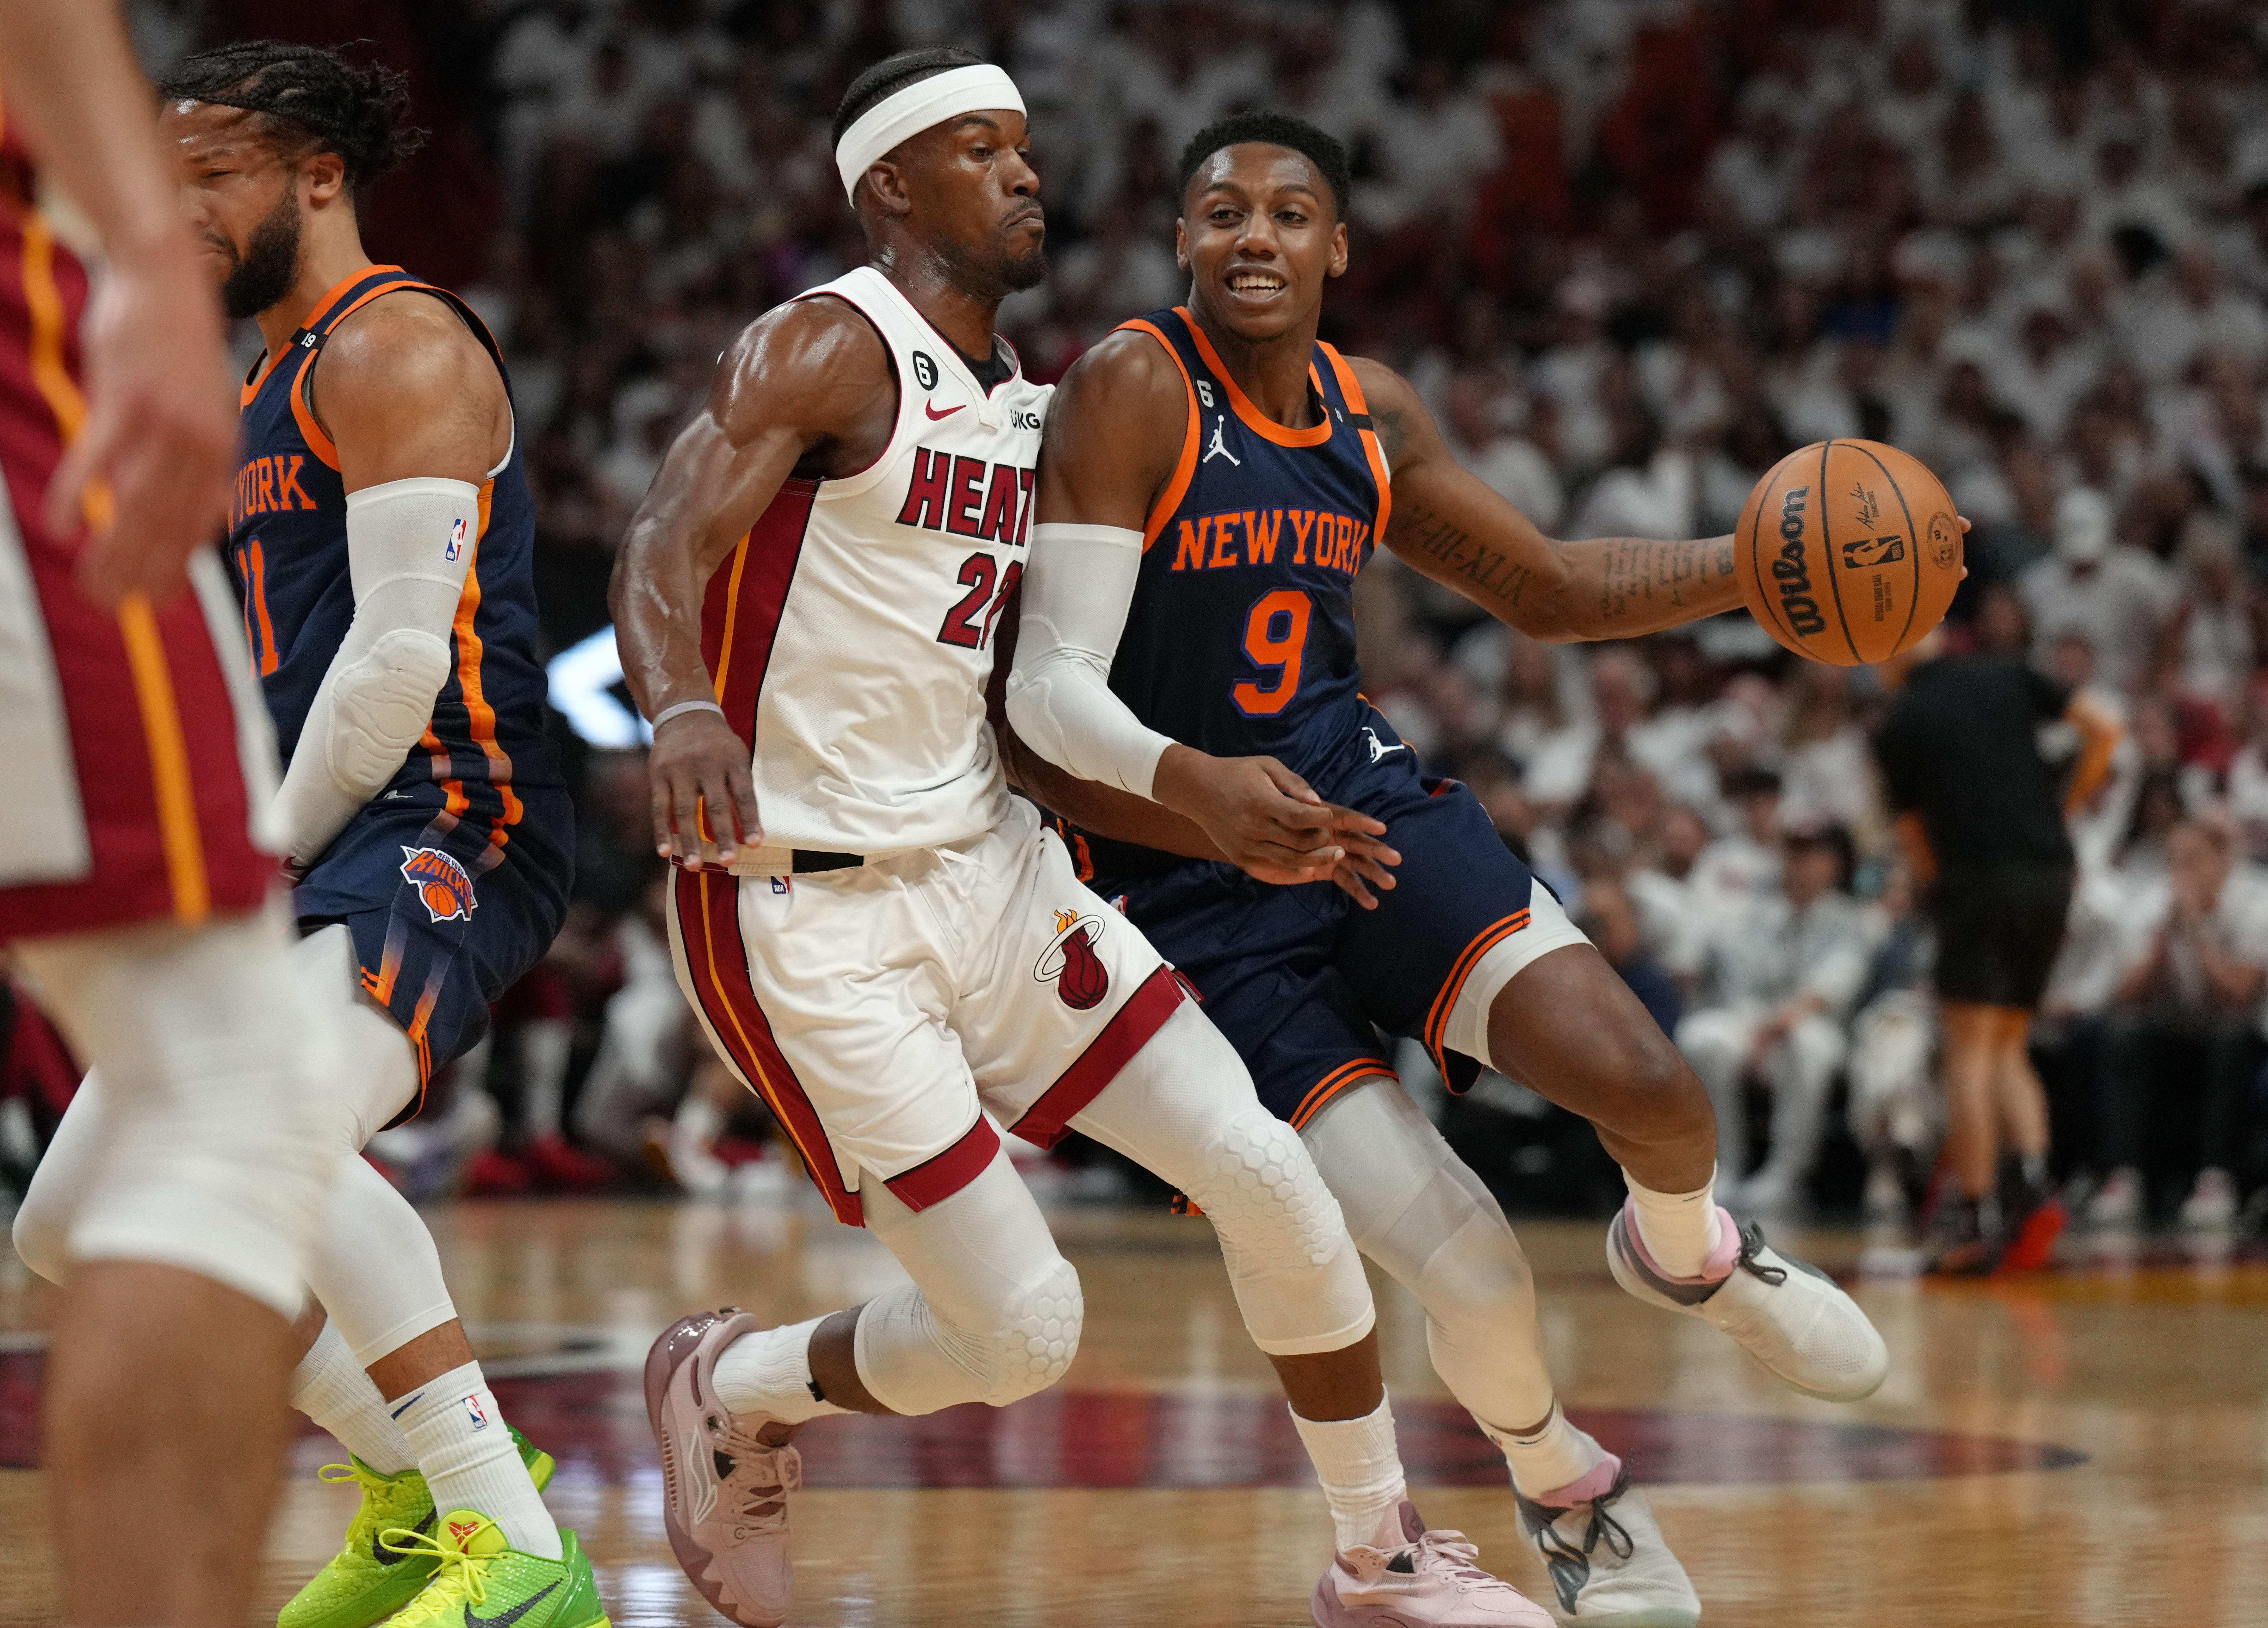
[374,1511,607,1628]
[280,1427,556,1628]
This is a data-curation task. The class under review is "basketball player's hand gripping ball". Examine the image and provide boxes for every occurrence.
[1736,439,1966,665]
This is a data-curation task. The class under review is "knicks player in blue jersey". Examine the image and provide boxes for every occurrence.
[1005,112,1890,1625]
[9,42,602,1628]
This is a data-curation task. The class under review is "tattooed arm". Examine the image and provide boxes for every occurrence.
[1351,358,1743,641]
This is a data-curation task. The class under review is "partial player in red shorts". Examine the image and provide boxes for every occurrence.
[0,6,335,1628]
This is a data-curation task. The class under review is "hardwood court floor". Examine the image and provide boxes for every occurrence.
[4,1195,2266,1627]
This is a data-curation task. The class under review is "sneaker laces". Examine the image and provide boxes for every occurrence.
[714,1417,800,1536]
[374,1516,498,1617]
[1528,1466,1636,1567]
[1408,1529,1499,1593]
[1733,1222,1787,1286]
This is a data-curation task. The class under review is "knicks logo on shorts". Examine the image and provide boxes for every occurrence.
[1033,907,1110,1011]
[399,847,478,924]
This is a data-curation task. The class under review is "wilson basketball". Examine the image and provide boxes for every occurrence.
[1735,439,1962,666]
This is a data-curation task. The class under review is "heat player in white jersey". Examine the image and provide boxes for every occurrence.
[612,48,1547,1628]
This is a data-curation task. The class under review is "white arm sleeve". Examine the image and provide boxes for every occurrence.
[1004,522,1178,801]
[270,477,480,868]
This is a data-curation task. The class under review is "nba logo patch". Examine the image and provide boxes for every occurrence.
[445,517,468,562]
[399,847,478,923]
[460,1393,488,1430]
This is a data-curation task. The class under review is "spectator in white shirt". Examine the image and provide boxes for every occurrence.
[2093,819,2268,1233]
[1677,826,1875,1212]
[2017,489,2181,692]
[1692,766,1784,906]
[1443,368,1564,533]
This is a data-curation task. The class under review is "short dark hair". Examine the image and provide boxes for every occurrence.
[831,46,987,147]
[1175,111,1350,218]
[158,40,424,193]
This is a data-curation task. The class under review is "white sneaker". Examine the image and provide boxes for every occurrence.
[1862,1165,1909,1225]
[1514,1459,1700,1627]
[2179,1168,2238,1233]
[1608,1200,1888,1402]
[2087,1167,2143,1230]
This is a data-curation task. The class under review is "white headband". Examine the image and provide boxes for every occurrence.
[834,64,1026,203]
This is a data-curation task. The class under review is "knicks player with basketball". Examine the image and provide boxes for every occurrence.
[10,42,602,1628]
[615,48,1549,1628]
[1004,113,1931,1624]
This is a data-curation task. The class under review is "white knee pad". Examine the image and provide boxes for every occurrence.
[12,911,334,1318]
[1180,1107,1374,1356]
[304,1151,460,1365]
[1070,1002,1373,1358]
[854,1150,1083,1414]
[1304,1080,1555,1433]
[855,1253,1083,1412]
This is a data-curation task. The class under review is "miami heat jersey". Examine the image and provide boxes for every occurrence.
[702,266,1049,858]
[1085,306,1391,877]
[227,265,563,860]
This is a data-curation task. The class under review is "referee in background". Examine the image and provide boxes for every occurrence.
[1873,627,2122,1272]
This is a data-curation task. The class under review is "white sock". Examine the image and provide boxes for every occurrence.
[391,1360,561,1560]
[1289,1396,1408,1552]
[290,1321,415,1473]
[1624,1165,1726,1278]
[1489,1400,1609,1499]
[711,1317,849,1425]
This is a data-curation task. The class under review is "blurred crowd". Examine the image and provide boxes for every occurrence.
[14,0,2258,1236]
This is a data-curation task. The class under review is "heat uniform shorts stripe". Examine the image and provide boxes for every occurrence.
[665,797,1185,1226]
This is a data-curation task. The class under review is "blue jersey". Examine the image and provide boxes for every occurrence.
[1083,306,1391,879]
[227,265,564,868]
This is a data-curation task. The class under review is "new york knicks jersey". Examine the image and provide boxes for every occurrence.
[702,266,1049,859]
[227,265,563,863]
[1084,305,1391,876]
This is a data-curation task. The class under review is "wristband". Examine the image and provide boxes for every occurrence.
[652,699,727,729]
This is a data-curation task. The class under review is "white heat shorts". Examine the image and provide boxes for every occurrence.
[666,798,1184,1226]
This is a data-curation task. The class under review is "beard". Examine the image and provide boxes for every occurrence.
[220,187,302,320]
[934,218,1048,301]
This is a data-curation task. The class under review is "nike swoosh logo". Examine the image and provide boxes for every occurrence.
[372,1509,436,1566]
[924,401,963,420]
[463,1581,557,1628]
[390,1391,425,1419]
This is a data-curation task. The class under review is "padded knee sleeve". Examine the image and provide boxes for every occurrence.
[13,912,333,1319]
[1071,1002,1373,1357]
[1305,1081,1557,1434]
[854,1150,1083,1414]
[1179,1107,1374,1356]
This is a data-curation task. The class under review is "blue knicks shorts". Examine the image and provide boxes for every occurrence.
[1087,712,1586,1130]
[291,787,575,1090]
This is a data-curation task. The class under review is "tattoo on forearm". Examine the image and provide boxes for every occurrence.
[1396,501,1535,609]
[1592,535,1736,625]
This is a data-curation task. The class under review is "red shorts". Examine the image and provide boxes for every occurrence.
[0,181,276,942]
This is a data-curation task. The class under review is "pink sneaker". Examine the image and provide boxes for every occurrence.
[644,1307,802,1628]
[1311,1501,1553,1627]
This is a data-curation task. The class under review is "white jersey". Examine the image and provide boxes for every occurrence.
[705,267,1050,861]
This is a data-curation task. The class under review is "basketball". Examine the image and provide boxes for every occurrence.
[1735,439,1963,666]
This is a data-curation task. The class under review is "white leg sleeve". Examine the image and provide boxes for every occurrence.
[854,1147,1082,1413]
[12,911,331,1319]
[1302,1078,1558,1436]
[296,988,461,1366]
[1070,1001,1375,1357]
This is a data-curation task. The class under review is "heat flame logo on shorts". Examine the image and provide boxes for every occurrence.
[1033,906,1110,1011]
[399,846,477,924]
